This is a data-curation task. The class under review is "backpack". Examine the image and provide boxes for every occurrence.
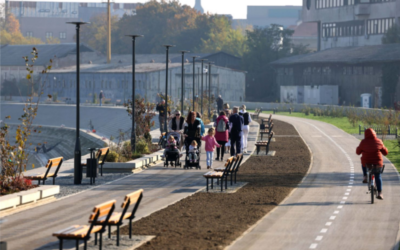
[216,118,226,132]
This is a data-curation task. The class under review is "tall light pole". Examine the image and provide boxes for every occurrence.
[67,21,88,185]
[107,0,111,63]
[126,35,143,153]
[180,51,190,115]
[208,61,213,118]
[191,56,198,111]
[163,45,175,133]
[199,59,207,115]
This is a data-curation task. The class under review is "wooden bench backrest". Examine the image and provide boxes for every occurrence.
[46,157,63,168]
[90,200,116,221]
[267,132,274,145]
[122,189,143,209]
[231,154,243,172]
[224,156,235,167]
[222,157,235,176]
[96,147,109,158]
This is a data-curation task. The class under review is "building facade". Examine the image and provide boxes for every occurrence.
[272,44,400,107]
[6,1,136,43]
[301,0,400,50]
[45,63,246,104]
[245,6,302,28]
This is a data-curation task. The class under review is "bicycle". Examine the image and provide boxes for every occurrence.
[366,164,385,204]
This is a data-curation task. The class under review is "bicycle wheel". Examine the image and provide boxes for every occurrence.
[371,184,374,204]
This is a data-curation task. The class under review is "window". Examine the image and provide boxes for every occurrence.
[367,18,395,35]
[316,0,354,9]
[322,20,364,37]
[46,32,53,38]
[26,31,33,37]
[59,32,66,39]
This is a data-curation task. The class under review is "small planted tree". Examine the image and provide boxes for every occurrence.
[0,48,53,195]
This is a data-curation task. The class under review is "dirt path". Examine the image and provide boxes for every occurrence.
[120,120,311,249]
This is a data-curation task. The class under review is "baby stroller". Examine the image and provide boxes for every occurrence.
[163,132,182,168]
[183,138,201,170]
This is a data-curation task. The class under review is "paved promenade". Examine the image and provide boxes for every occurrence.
[229,114,400,250]
[0,122,258,250]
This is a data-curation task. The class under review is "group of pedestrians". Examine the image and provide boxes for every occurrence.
[156,96,252,170]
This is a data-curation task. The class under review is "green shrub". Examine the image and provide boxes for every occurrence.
[105,151,119,162]
[136,139,150,154]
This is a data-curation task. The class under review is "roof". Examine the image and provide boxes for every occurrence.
[271,44,400,65]
[291,22,318,37]
[0,44,94,66]
[169,51,241,64]
[50,63,185,73]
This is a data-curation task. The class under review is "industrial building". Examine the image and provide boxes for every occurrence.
[45,62,246,104]
[5,1,136,43]
[301,0,400,50]
[272,44,400,107]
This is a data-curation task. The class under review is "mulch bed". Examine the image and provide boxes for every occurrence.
[120,119,311,249]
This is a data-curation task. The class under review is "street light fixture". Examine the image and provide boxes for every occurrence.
[191,56,199,111]
[163,44,175,134]
[180,50,190,115]
[199,59,207,115]
[126,35,143,153]
[67,21,88,185]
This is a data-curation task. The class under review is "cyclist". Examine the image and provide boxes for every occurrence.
[356,128,388,200]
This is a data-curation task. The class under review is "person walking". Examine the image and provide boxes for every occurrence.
[169,110,185,149]
[183,111,201,152]
[239,105,252,153]
[216,95,224,114]
[214,111,229,161]
[99,90,104,106]
[224,103,232,153]
[156,100,168,133]
[356,128,388,199]
[202,128,221,169]
[196,112,205,136]
[229,107,244,156]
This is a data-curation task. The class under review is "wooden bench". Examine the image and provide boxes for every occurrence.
[53,200,116,250]
[95,189,143,246]
[215,154,243,185]
[252,108,262,119]
[255,132,274,155]
[260,123,274,140]
[81,147,109,176]
[261,114,272,125]
[25,157,63,185]
[203,157,235,192]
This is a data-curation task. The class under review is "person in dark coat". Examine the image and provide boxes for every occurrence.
[156,100,168,133]
[216,95,224,114]
[169,110,185,149]
[183,111,201,152]
[356,128,388,199]
[228,107,244,156]
[99,90,104,106]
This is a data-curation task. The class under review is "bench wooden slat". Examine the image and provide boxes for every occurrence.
[90,200,116,221]
[46,157,63,168]
[122,189,143,208]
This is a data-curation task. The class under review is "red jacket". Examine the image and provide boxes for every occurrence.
[356,128,388,166]
[214,115,229,142]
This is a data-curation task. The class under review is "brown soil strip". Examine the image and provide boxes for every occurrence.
[120,119,311,250]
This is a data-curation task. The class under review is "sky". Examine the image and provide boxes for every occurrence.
[0,0,302,19]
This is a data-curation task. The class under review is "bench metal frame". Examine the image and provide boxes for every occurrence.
[260,124,274,141]
[204,157,235,192]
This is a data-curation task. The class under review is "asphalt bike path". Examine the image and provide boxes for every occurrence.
[0,122,258,250]
[229,114,400,250]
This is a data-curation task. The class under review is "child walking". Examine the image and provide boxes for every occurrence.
[188,140,199,163]
[202,128,221,169]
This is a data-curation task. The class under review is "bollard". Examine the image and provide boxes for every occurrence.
[359,125,361,135]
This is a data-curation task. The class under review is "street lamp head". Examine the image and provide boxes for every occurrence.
[125,35,144,38]
[180,50,190,54]
[163,44,176,48]
[191,56,199,59]
[199,59,208,62]
[66,21,89,25]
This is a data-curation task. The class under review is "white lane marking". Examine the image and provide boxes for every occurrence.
[346,189,351,191]
[334,210,340,214]
[340,201,346,204]
[329,216,336,220]
[348,186,352,187]
[310,243,318,249]
[349,182,353,184]
[326,222,333,226]
[338,205,343,209]
[343,197,348,200]
[316,236,323,241]
[345,193,350,195]
[320,228,328,233]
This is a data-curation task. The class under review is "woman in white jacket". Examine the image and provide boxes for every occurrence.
[239,105,252,153]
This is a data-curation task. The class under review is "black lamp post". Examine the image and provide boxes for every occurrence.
[163,45,175,133]
[199,59,207,115]
[191,56,198,111]
[180,50,189,115]
[126,35,143,153]
[208,62,213,118]
[67,21,88,185]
